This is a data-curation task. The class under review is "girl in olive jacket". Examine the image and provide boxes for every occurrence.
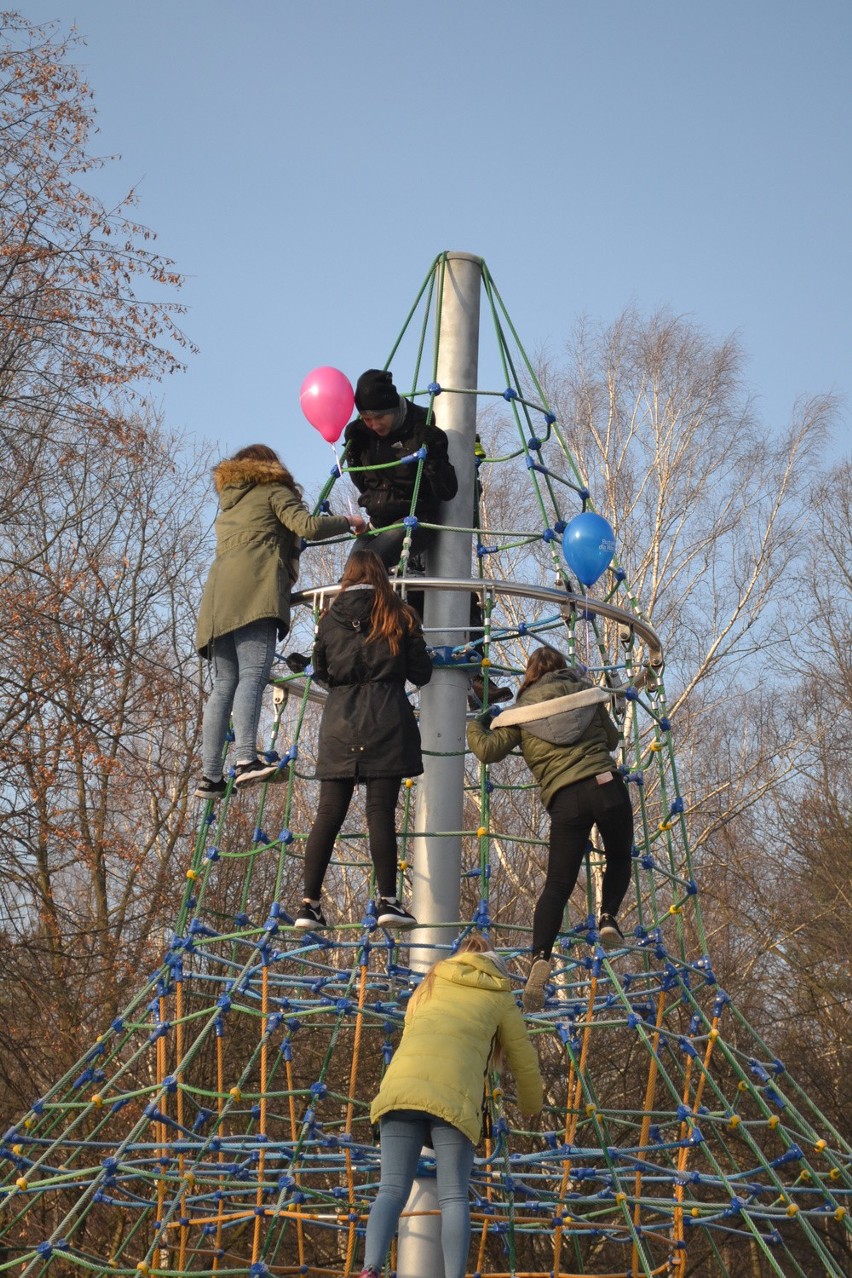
[194,444,364,799]
[467,644,634,1011]
[294,547,433,931]
[360,933,543,1278]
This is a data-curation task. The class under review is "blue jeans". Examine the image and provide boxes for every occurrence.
[363,1110,475,1278]
[201,619,278,779]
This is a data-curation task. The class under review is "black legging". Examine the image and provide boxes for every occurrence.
[532,773,634,958]
[303,776,402,901]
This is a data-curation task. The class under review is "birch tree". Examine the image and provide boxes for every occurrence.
[527,311,835,853]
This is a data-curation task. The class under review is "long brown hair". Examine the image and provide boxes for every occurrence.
[229,444,302,498]
[516,643,568,698]
[338,548,419,655]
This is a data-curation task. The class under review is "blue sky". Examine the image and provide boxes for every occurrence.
[25,0,851,491]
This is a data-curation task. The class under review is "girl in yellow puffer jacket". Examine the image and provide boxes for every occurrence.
[359,933,542,1278]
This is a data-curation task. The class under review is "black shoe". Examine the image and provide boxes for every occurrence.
[234,758,279,787]
[489,683,513,703]
[285,652,311,675]
[468,674,512,710]
[294,902,327,930]
[598,914,624,950]
[194,776,226,800]
[376,899,418,929]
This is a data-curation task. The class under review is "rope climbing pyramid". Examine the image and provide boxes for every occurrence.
[1,253,850,1278]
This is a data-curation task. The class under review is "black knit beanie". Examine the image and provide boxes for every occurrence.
[355,369,400,412]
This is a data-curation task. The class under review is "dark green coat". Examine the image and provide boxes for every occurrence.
[196,457,350,659]
[466,670,620,809]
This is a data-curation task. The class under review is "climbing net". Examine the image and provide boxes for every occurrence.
[2,254,850,1278]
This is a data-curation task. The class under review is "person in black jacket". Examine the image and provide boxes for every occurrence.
[344,369,458,575]
[294,548,433,931]
[335,370,512,707]
[284,370,457,677]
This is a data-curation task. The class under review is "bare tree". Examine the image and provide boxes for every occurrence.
[726,457,852,1128]
[0,11,191,532]
[536,312,832,695]
[506,313,832,860]
[0,12,204,1123]
[0,413,213,1126]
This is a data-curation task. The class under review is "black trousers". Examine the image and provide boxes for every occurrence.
[303,775,402,901]
[353,525,483,634]
[532,772,634,958]
[351,524,435,572]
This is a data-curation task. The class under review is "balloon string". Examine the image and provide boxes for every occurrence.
[584,587,590,670]
[332,444,356,518]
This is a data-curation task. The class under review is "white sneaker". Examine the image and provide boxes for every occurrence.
[523,955,552,1012]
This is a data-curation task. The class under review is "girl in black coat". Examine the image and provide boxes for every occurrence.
[294,549,433,931]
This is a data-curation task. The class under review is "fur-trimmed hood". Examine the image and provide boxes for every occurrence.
[213,457,295,494]
[196,458,349,659]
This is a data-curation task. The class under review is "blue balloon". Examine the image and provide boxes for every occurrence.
[561,511,616,587]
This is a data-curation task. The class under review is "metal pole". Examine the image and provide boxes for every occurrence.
[397,253,481,1278]
[411,251,481,962]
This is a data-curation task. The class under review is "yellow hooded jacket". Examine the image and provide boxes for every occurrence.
[370,952,543,1145]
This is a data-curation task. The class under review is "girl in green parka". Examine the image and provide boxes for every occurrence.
[194,444,365,799]
[467,645,634,1011]
[360,933,542,1278]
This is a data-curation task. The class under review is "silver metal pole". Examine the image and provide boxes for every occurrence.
[411,251,482,962]
[394,1172,443,1278]
[397,253,482,1278]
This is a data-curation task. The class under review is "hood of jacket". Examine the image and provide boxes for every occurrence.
[433,952,512,994]
[327,585,376,630]
[518,668,592,706]
[213,458,295,506]
[503,670,610,746]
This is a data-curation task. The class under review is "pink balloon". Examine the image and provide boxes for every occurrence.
[299,366,355,444]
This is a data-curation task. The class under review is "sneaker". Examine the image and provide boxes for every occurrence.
[523,954,552,1012]
[376,899,418,929]
[598,914,624,950]
[468,674,513,710]
[193,776,226,800]
[233,758,279,788]
[266,762,291,785]
[359,1268,380,1278]
[285,652,311,675]
[294,902,327,930]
